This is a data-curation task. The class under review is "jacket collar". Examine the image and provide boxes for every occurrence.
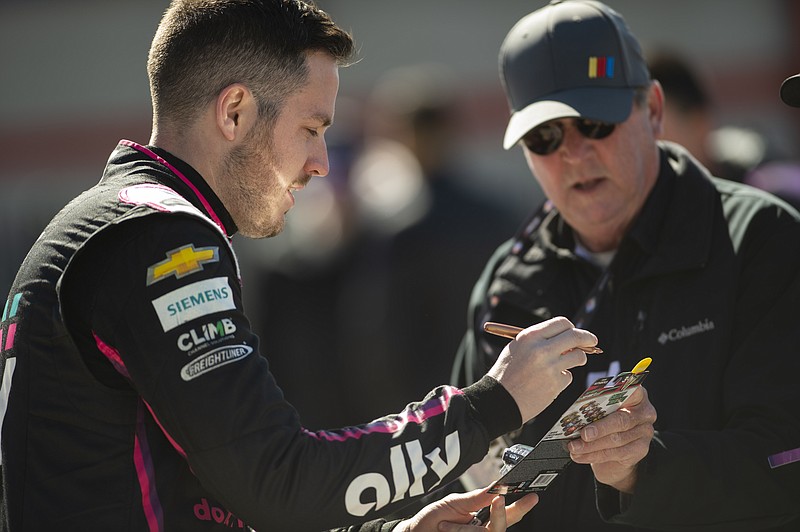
[103,140,238,238]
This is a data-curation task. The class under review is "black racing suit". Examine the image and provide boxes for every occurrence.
[0,140,521,531]
[452,142,800,531]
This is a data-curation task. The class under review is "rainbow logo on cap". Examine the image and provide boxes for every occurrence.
[588,56,615,79]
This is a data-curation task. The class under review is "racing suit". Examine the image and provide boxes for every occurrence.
[452,142,800,531]
[0,140,522,531]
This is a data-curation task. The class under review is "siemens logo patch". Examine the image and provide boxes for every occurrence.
[181,344,253,381]
[152,277,235,332]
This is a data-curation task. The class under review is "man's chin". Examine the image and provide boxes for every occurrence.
[239,220,284,239]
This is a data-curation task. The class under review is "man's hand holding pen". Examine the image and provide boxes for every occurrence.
[485,317,600,424]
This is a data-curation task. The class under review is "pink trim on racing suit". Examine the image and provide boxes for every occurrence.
[304,386,464,442]
[94,332,194,531]
[93,332,188,458]
[119,140,228,237]
[135,401,165,532]
[93,332,131,379]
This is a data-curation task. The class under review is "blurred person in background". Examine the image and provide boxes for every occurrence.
[646,50,716,172]
[650,50,800,210]
[451,1,800,530]
[648,49,771,183]
[338,64,522,421]
[0,0,602,529]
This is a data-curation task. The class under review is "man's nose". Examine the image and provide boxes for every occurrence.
[306,138,330,177]
[558,122,592,162]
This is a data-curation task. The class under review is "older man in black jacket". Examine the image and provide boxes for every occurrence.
[453,1,800,531]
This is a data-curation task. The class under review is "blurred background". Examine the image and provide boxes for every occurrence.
[3,0,800,428]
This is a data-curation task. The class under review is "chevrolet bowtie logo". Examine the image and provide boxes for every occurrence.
[146,244,220,286]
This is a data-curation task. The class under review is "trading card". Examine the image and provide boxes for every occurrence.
[487,360,650,495]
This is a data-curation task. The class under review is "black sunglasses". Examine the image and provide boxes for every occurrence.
[521,118,616,155]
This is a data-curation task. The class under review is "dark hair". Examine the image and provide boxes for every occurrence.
[647,51,709,113]
[147,0,355,129]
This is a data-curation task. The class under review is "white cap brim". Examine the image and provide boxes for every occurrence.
[503,87,636,150]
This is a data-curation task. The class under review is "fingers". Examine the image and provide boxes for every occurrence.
[619,385,646,407]
[519,317,599,357]
[567,386,657,463]
[557,347,589,372]
[513,320,595,377]
[523,325,594,376]
[488,316,600,423]
[502,493,538,527]
[523,316,576,336]
[579,387,657,443]
[436,493,538,531]
[446,488,495,515]
[486,496,507,531]
[569,423,653,464]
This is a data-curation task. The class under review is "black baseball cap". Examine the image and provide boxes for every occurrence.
[499,0,651,149]
[780,74,800,107]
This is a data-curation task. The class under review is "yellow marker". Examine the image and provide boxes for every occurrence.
[631,357,652,374]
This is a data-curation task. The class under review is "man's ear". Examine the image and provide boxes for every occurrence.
[216,83,256,142]
[647,80,665,138]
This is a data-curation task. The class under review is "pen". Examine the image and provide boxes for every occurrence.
[483,321,603,354]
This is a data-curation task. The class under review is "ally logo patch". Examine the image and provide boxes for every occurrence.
[151,276,235,332]
[147,244,219,286]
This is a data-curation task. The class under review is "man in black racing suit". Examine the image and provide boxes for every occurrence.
[0,1,598,530]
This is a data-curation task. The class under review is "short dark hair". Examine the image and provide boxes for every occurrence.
[647,51,709,114]
[147,0,355,129]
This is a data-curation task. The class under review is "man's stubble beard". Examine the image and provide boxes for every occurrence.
[221,122,286,239]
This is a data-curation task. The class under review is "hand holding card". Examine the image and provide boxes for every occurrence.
[567,379,657,493]
[485,358,652,495]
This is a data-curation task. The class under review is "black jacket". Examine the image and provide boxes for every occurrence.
[0,140,521,531]
[453,143,800,531]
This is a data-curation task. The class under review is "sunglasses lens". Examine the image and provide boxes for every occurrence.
[576,119,615,139]
[522,119,615,155]
[522,123,564,155]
